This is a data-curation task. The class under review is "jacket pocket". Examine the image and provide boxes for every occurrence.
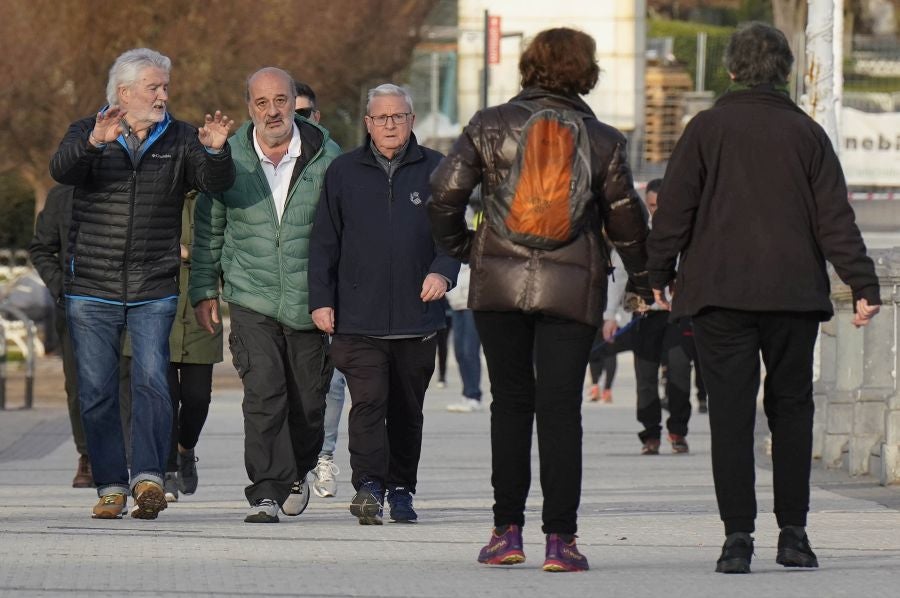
[228,331,251,379]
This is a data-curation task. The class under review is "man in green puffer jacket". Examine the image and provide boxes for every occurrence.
[189,67,341,524]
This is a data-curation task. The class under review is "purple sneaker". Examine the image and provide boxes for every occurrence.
[543,534,589,572]
[477,525,526,565]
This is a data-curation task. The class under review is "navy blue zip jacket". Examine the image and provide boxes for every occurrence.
[309,133,459,336]
[49,111,235,303]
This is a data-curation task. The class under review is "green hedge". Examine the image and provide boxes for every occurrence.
[648,19,736,97]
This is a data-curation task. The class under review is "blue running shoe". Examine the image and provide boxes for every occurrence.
[387,486,417,523]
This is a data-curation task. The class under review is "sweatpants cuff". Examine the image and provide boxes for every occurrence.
[723,517,755,535]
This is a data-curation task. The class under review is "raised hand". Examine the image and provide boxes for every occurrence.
[90,106,127,145]
[198,110,234,150]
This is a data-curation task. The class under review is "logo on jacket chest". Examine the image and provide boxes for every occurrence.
[410,191,422,206]
[151,153,173,160]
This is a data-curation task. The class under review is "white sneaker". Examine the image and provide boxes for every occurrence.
[312,455,340,498]
[281,477,311,516]
[245,498,279,523]
[446,398,483,413]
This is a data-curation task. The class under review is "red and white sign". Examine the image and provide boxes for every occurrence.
[487,15,502,65]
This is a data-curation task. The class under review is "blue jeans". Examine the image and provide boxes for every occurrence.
[451,309,482,400]
[67,298,176,496]
[320,369,346,457]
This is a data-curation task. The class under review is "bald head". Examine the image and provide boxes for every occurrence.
[246,67,297,148]
[245,67,296,103]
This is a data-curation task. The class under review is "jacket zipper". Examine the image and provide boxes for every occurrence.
[387,170,394,333]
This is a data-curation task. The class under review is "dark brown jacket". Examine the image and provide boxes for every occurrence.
[647,86,880,319]
[428,87,651,327]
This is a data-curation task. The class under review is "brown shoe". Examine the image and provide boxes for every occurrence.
[72,455,93,488]
[92,493,127,519]
[131,480,167,520]
[641,438,661,455]
[669,434,689,454]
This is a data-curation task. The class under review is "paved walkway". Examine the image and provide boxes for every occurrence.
[1,354,899,597]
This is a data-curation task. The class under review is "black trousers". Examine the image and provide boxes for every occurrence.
[229,304,332,505]
[56,305,87,456]
[165,363,213,471]
[692,308,819,534]
[329,334,436,493]
[587,331,617,389]
[474,311,596,535]
[609,312,691,440]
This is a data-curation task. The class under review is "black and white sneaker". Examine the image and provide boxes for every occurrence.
[281,477,311,516]
[349,478,384,525]
[245,498,280,523]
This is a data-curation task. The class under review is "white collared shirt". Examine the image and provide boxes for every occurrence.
[253,123,302,222]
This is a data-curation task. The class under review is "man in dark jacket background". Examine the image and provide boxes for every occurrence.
[647,22,880,574]
[50,47,235,521]
[309,83,459,525]
[28,184,92,488]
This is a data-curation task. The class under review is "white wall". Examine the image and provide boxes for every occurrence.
[457,0,644,131]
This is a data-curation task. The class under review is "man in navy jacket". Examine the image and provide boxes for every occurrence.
[309,84,459,525]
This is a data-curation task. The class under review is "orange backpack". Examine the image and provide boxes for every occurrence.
[488,101,594,250]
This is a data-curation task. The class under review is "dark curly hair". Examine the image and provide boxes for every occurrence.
[519,28,600,96]
[724,22,794,86]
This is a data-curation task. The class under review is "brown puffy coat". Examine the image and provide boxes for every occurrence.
[428,87,651,327]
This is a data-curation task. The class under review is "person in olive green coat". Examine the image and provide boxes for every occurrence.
[166,191,224,501]
[123,191,224,503]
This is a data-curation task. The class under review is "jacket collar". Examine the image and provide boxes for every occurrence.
[714,84,806,115]
[354,131,425,168]
[510,87,597,118]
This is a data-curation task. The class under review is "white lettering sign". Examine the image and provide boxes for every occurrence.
[840,107,900,187]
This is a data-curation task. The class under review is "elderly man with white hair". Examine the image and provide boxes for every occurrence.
[309,83,459,525]
[50,47,235,521]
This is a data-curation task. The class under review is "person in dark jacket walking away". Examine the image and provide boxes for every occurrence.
[191,67,340,524]
[429,28,652,572]
[49,48,235,521]
[309,83,459,525]
[28,185,92,488]
[647,23,881,574]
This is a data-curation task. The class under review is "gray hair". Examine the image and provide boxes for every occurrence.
[106,48,172,106]
[366,83,414,114]
[245,67,297,104]
[724,22,793,86]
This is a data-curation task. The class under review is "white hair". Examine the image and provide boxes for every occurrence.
[366,83,414,114]
[106,48,172,106]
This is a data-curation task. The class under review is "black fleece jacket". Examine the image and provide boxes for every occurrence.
[647,86,880,319]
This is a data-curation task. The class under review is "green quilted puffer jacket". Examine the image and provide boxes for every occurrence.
[189,117,341,330]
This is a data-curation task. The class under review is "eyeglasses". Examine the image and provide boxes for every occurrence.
[367,112,411,126]
[295,107,317,118]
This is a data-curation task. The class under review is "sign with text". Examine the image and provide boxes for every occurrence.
[841,107,900,187]
[487,15,501,65]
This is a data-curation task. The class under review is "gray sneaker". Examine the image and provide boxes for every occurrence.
[164,472,179,503]
[245,498,280,523]
[281,477,311,516]
[313,455,340,498]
